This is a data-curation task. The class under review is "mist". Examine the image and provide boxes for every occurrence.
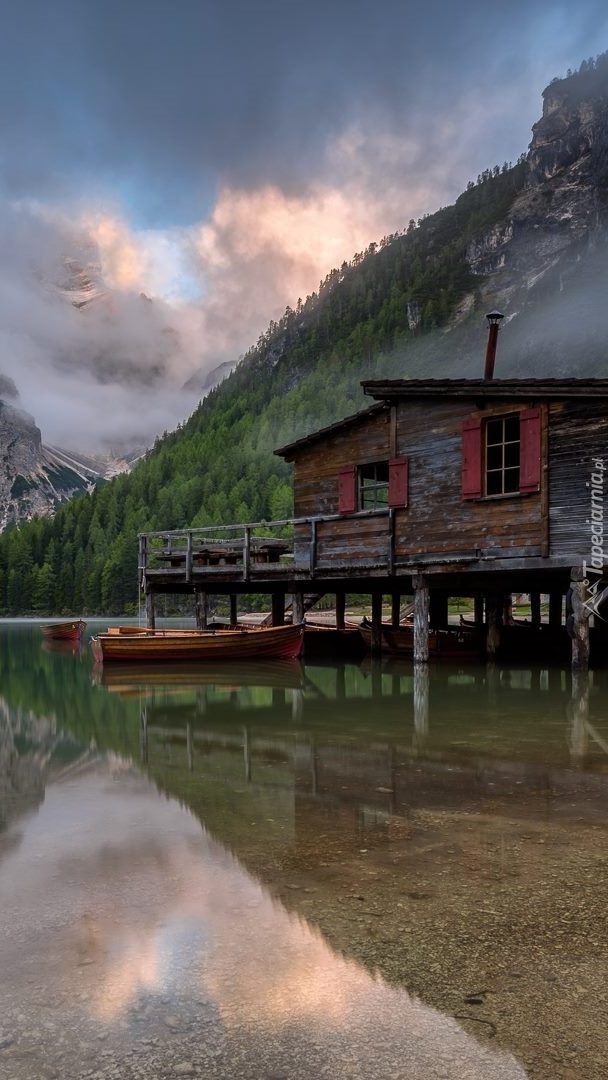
[1,2,608,453]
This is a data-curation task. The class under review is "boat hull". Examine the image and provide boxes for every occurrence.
[41,620,86,641]
[359,621,482,659]
[90,623,304,663]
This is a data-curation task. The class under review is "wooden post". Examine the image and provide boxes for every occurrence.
[309,519,318,576]
[271,592,285,627]
[549,592,563,630]
[530,592,541,628]
[195,591,209,629]
[243,526,251,580]
[138,534,146,590]
[391,592,401,629]
[503,593,514,626]
[371,592,384,655]
[291,592,305,626]
[145,589,156,630]
[413,575,430,664]
[335,591,346,631]
[229,594,238,627]
[568,567,590,673]
[185,531,193,582]
[486,594,501,657]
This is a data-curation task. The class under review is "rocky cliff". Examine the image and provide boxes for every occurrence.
[0,399,118,531]
[465,56,608,375]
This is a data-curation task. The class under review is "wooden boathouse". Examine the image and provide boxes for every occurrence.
[139,375,608,670]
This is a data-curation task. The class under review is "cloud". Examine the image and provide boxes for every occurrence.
[0,201,206,452]
[1,1,608,453]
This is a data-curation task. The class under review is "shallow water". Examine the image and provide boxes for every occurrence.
[0,620,606,1079]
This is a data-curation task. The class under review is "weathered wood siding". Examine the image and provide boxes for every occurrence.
[392,399,543,560]
[292,409,391,517]
[291,409,392,567]
[548,401,607,560]
[290,398,546,565]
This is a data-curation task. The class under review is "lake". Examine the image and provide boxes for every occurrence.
[0,619,606,1080]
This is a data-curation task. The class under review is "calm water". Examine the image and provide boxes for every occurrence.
[0,620,607,1080]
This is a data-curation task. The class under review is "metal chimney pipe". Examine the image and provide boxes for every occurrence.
[484,310,504,379]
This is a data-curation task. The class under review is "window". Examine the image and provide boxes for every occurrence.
[461,408,541,501]
[338,457,408,513]
[359,462,389,509]
[485,414,520,495]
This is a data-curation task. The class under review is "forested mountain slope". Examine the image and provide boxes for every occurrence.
[2,56,608,615]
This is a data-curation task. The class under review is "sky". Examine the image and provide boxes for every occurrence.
[1,0,608,452]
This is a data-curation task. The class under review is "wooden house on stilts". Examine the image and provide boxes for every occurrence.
[140,323,608,671]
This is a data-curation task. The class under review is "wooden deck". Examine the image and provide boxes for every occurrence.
[139,516,577,594]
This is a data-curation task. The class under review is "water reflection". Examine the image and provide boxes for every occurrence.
[1,622,608,1079]
[0,759,527,1079]
[102,655,608,775]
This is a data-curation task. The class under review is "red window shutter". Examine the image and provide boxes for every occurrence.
[462,419,482,500]
[338,466,357,513]
[520,407,542,492]
[388,456,408,507]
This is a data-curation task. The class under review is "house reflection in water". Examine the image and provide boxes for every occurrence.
[96,659,608,860]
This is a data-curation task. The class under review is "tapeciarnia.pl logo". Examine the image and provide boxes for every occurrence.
[583,458,608,619]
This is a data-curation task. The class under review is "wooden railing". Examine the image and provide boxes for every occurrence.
[139,509,396,583]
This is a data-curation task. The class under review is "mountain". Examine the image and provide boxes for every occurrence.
[1,55,608,614]
[0,399,134,532]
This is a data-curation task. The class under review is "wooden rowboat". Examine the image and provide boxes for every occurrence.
[359,619,482,659]
[90,622,304,663]
[41,619,86,642]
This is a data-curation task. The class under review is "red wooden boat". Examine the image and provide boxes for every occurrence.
[41,619,86,642]
[90,622,304,663]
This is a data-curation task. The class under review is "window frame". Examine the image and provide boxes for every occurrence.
[484,412,521,498]
[338,456,409,514]
[461,407,542,502]
[358,461,390,510]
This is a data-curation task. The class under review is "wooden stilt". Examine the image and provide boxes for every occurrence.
[530,592,541,628]
[145,590,155,630]
[291,592,305,626]
[195,592,209,629]
[391,592,401,629]
[371,592,384,655]
[229,594,238,627]
[413,575,430,664]
[568,567,590,673]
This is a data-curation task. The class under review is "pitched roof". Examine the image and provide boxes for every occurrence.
[362,377,608,400]
[275,378,608,457]
[274,402,386,458]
